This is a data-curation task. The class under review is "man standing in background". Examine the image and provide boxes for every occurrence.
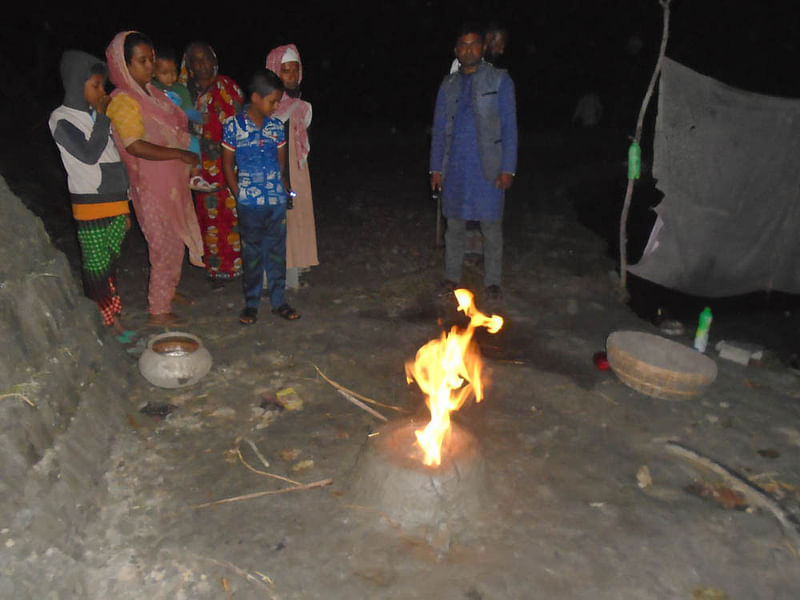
[430,22,518,304]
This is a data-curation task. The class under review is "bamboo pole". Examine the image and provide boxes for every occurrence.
[619,0,672,291]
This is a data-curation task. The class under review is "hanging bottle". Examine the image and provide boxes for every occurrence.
[628,142,641,180]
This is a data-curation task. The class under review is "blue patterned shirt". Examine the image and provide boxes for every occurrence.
[222,108,286,207]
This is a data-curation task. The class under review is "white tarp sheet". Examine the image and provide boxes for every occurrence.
[629,57,800,296]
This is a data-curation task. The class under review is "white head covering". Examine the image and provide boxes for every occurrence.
[281,47,300,64]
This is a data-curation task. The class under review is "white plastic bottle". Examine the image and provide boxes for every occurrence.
[693,307,713,353]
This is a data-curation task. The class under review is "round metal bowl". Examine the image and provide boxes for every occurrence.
[606,330,717,400]
[138,332,212,389]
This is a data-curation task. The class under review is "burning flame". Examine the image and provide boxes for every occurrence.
[405,289,503,466]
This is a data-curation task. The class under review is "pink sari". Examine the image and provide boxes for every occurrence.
[106,31,203,314]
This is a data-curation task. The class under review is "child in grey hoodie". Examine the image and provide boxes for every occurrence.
[49,50,133,338]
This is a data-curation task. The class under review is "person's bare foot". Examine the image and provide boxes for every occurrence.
[110,317,127,335]
[172,292,195,306]
[148,312,186,328]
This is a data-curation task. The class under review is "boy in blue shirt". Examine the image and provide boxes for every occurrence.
[222,69,300,324]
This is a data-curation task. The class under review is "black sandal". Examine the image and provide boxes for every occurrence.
[239,306,258,325]
[272,303,300,321]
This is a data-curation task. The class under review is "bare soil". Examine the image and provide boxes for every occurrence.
[3,124,800,599]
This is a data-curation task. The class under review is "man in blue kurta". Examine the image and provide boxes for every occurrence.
[430,23,518,302]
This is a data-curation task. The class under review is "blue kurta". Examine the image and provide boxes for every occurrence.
[430,69,517,221]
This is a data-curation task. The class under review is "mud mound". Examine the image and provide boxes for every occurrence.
[0,176,131,597]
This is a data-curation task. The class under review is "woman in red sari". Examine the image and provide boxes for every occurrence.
[179,42,243,285]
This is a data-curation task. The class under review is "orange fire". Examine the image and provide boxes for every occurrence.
[405,289,503,466]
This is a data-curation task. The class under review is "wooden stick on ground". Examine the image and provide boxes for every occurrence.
[234,443,303,487]
[191,478,334,509]
[665,440,800,553]
[313,364,404,412]
[189,554,278,598]
[336,389,388,422]
[0,393,36,407]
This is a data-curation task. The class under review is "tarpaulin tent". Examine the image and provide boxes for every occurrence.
[629,57,800,296]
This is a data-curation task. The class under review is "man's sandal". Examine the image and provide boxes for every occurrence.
[239,307,258,325]
[272,304,300,321]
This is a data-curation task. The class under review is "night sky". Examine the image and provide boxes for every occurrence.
[9,0,800,130]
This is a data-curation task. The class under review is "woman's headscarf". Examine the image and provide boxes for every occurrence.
[179,42,219,100]
[106,31,188,138]
[266,44,311,169]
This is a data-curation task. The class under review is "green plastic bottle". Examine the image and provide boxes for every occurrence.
[627,142,641,180]
[693,307,713,353]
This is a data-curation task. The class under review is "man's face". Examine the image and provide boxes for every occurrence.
[454,33,484,69]
[279,61,300,91]
[485,31,507,58]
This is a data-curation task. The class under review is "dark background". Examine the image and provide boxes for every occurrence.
[6,0,800,129]
[2,0,800,357]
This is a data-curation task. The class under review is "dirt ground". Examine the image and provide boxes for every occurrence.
[3,125,800,599]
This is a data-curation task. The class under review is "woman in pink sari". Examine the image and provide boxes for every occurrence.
[266,44,318,289]
[106,31,204,327]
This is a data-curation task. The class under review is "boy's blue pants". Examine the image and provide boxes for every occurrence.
[238,203,287,310]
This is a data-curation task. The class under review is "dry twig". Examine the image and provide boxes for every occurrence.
[189,553,278,598]
[0,392,36,407]
[191,478,333,509]
[234,439,302,487]
[336,389,388,422]
[313,364,404,412]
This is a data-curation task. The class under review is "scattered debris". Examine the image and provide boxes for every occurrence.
[276,387,304,411]
[292,459,315,473]
[757,448,780,459]
[658,319,685,337]
[210,406,236,419]
[592,351,609,370]
[685,481,749,510]
[139,402,177,418]
[258,390,283,410]
[189,554,276,597]
[715,340,763,366]
[280,448,302,461]
[636,465,653,489]
[665,440,800,552]
[692,587,730,600]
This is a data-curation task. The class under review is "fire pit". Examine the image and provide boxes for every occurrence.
[346,290,501,549]
[347,418,488,538]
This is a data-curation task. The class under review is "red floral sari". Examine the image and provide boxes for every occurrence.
[194,75,243,279]
[180,44,243,280]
